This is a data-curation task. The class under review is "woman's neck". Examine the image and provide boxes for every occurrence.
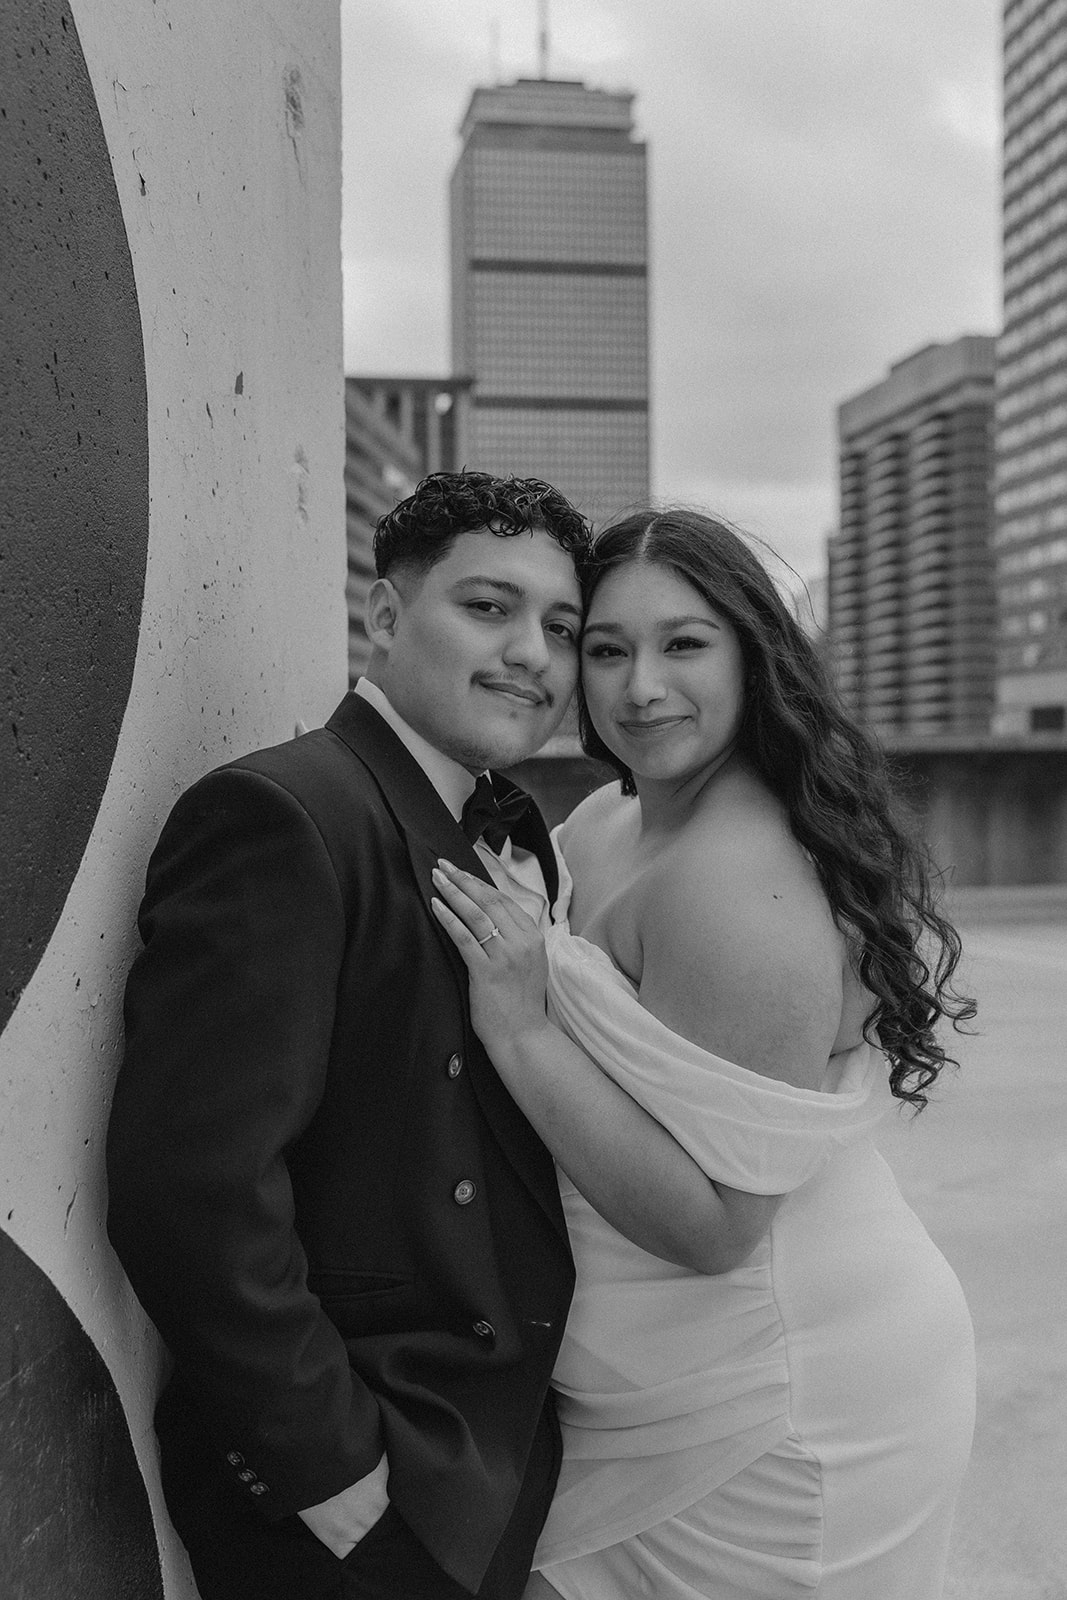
[632,743,748,838]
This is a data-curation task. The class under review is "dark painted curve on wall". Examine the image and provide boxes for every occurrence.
[0,1229,164,1599]
[0,7,159,1590]
[0,0,149,1029]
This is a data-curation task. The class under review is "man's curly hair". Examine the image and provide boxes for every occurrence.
[373,470,591,580]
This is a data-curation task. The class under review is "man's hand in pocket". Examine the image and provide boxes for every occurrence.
[297,1453,390,1559]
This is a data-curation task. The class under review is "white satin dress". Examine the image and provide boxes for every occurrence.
[533,851,975,1600]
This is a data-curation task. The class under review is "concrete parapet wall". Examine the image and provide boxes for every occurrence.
[512,746,1067,889]
[888,744,1067,887]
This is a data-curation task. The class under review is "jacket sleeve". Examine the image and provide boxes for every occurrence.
[106,764,383,1519]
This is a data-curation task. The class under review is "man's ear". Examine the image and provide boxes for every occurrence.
[365,577,403,652]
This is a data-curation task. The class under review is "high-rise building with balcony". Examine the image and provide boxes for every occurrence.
[450,77,649,529]
[995,0,1067,734]
[829,337,997,738]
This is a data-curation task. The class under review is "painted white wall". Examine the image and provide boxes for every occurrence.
[0,2,343,1592]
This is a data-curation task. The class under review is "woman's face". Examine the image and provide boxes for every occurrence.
[581,560,746,785]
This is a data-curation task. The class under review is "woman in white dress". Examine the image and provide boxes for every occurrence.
[430,509,976,1600]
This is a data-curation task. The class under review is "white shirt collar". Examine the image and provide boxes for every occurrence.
[354,678,478,824]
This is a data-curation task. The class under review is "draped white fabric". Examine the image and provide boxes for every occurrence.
[534,843,974,1591]
[547,920,888,1195]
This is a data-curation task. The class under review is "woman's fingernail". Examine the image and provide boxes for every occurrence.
[438,858,457,873]
[431,866,446,883]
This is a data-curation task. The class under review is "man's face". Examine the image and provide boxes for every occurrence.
[369,526,582,770]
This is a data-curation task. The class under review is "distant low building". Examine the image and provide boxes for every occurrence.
[344,376,472,682]
[829,336,997,739]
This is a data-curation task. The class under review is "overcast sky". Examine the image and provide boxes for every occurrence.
[340,0,1001,580]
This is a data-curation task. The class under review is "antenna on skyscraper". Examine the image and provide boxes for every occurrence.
[538,0,550,78]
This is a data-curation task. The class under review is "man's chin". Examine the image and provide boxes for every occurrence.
[458,715,564,771]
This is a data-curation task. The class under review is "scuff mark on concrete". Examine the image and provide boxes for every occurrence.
[284,67,304,132]
[284,67,306,181]
[292,445,309,524]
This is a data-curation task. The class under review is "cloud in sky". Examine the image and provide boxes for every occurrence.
[341,0,1000,577]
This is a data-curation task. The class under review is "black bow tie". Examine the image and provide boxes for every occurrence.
[460,774,531,853]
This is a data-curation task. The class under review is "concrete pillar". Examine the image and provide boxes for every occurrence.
[0,1,343,1592]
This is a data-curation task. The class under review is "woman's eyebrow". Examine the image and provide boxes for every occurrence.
[584,614,718,634]
[657,615,719,629]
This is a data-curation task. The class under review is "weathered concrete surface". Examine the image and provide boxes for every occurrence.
[878,888,1067,1600]
[0,2,344,1592]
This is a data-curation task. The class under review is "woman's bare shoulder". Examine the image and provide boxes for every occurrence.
[639,810,846,1087]
[558,781,629,857]
[652,809,831,946]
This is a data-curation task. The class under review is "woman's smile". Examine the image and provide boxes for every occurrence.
[615,714,690,737]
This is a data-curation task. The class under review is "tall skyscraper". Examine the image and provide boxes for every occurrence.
[829,337,997,739]
[450,77,649,529]
[995,0,1067,734]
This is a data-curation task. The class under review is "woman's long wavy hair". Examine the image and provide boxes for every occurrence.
[577,510,976,1109]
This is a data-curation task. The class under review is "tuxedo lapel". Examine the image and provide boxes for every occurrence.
[325,694,567,1244]
[326,692,493,903]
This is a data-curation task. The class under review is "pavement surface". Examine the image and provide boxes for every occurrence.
[876,887,1067,1600]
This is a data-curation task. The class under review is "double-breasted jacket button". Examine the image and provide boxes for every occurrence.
[226,1450,244,1467]
[238,1469,256,1483]
[250,1481,269,1496]
[472,1319,496,1341]
[453,1179,477,1205]
[447,1052,463,1079]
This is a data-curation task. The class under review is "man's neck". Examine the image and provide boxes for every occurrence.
[353,678,477,822]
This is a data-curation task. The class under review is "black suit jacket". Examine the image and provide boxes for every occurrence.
[106,694,575,1596]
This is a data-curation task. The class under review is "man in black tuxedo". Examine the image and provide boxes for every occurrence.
[106,471,589,1599]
